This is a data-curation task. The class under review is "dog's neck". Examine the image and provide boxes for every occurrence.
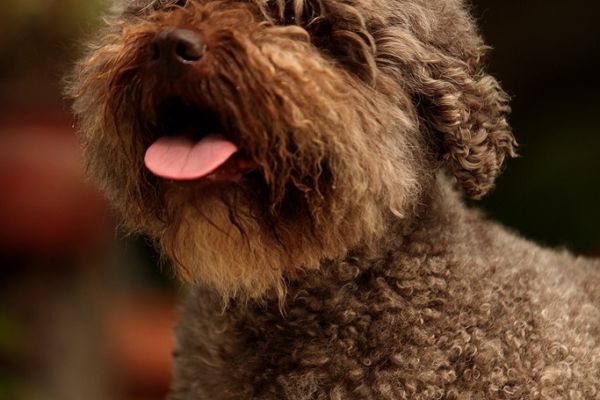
[182,173,474,307]
[205,173,479,323]
[259,173,474,305]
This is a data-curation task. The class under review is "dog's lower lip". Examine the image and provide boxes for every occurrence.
[168,159,257,185]
[187,153,258,183]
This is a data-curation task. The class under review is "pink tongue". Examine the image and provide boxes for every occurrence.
[144,134,238,180]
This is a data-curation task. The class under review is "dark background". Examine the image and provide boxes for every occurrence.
[475,0,600,253]
[0,1,598,399]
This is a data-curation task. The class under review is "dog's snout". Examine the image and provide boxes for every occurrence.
[149,29,205,73]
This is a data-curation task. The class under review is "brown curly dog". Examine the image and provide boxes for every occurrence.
[68,0,600,398]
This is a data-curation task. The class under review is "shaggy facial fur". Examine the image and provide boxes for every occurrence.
[69,0,514,299]
[69,0,600,398]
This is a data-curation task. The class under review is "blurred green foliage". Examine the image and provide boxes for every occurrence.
[482,100,600,253]
[475,0,600,254]
[0,310,29,400]
[0,0,105,85]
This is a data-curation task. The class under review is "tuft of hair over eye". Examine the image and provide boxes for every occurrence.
[262,0,324,27]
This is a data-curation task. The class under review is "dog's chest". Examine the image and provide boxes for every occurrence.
[172,248,529,398]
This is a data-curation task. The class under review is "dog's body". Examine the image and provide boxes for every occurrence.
[169,179,600,399]
[69,0,599,398]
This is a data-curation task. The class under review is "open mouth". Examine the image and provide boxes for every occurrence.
[144,98,256,182]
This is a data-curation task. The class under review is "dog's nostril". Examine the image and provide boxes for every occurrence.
[150,29,205,64]
[172,30,205,61]
[149,42,161,61]
[175,40,202,62]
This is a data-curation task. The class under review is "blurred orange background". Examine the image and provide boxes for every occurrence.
[1,3,177,399]
[0,1,598,399]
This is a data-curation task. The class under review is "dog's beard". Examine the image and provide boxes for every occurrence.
[155,173,397,301]
[159,188,292,300]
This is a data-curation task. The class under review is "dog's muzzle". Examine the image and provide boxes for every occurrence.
[143,29,257,184]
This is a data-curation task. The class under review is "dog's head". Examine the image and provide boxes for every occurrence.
[69,0,516,299]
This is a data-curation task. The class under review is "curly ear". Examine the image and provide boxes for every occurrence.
[413,45,518,199]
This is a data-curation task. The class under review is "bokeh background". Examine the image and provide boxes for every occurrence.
[0,1,598,399]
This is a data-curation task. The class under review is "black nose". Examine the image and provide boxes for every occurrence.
[149,29,205,73]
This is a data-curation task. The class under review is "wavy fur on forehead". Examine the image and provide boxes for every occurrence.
[68,0,515,300]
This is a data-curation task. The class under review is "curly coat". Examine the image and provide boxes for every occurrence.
[68,0,600,398]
